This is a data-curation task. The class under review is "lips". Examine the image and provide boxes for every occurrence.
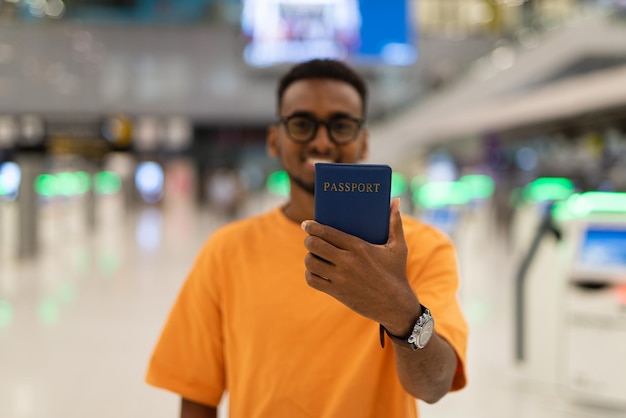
[305,158,334,173]
[306,157,335,165]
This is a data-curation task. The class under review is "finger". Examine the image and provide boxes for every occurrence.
[301,220,362,250]
[304,269,334,293]
[387,198,406,247]
[303,235,343,265]
[304,252,335,281]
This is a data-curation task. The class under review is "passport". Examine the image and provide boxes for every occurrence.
[314,163,392,245]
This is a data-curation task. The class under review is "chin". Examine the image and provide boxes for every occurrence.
[291,176,315,196]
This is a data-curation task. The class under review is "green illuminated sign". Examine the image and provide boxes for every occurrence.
[410,175,427,193]
[569,192,626,215]
[75,171,91,194]
[266,170,290,196]
[34,174,60,197]
[56,172,82,196]
[523,177,574,203]
[391,172,408,197]
[460,174,495,199]
[552,192,626,220]
[94,171,122,195]
[414,181,471,209]
[35,172,93,197]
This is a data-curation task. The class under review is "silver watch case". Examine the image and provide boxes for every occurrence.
[407,306,435,350]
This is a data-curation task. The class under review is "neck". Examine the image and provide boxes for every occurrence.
[283,188,315,224]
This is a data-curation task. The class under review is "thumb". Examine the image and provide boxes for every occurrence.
[387,198,405,246]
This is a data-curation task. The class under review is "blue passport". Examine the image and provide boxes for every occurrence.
[314,163,392,245]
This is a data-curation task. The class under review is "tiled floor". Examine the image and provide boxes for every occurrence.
[0,192,625,418]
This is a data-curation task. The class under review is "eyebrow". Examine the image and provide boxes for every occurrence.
[284,111,358,119]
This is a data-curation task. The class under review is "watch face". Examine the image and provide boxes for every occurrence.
[418,319,434,347]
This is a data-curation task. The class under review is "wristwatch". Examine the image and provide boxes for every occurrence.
[379,304,434,351]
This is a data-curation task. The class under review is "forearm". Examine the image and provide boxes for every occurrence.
[181,398,218,418]
[377,292,456,402]
[392,332,458,403]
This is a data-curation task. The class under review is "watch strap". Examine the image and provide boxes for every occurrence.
[379,304,431,350]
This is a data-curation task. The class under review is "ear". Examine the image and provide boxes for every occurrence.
[267,125,279,158]
[358,128,369,162]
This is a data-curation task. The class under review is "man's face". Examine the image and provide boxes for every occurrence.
[267,78,368,195]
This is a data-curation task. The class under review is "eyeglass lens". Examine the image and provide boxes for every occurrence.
[285,116,360,144]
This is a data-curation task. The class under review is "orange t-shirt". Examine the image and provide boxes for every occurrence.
[146,207,467,417]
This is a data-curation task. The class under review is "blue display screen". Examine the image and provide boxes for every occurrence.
[355,1,416,65]
[241,0,417,68]
[579,227,626,268]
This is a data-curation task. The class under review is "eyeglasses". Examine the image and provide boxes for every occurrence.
[278,114,365,145]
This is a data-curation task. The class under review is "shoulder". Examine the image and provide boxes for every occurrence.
[400,213,453,247]
[209,212,273,241]
[201,210,278,252]
[400,213,457,268]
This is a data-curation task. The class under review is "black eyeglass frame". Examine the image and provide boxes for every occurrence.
[277,113,366,145]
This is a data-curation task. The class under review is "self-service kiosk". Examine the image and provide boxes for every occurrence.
[555,192,626,409]
[517,191,626,410]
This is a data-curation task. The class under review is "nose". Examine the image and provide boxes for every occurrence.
[309,122,334,152]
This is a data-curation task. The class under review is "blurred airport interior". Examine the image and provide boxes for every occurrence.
[1,1,626,417]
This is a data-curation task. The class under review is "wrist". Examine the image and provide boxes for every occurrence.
[381,303,422,337]
[379,304,434,350]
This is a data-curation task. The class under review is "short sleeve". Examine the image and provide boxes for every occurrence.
[404,220,468,391]
[145,239,226,406]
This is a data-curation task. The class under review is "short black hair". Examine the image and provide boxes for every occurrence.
[277,59,368,115]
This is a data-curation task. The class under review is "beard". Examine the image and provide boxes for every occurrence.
[288,172,316,196]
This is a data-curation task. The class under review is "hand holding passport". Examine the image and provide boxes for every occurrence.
[314,163,392,244]
[307,163,417,329]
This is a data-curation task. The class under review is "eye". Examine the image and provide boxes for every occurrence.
[287,117,315,135]
[330,118,358,136]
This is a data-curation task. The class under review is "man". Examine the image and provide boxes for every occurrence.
[146,59,468,417]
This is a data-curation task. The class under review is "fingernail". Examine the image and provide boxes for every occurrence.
[392,198,400,212]
[301,221,308,231]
